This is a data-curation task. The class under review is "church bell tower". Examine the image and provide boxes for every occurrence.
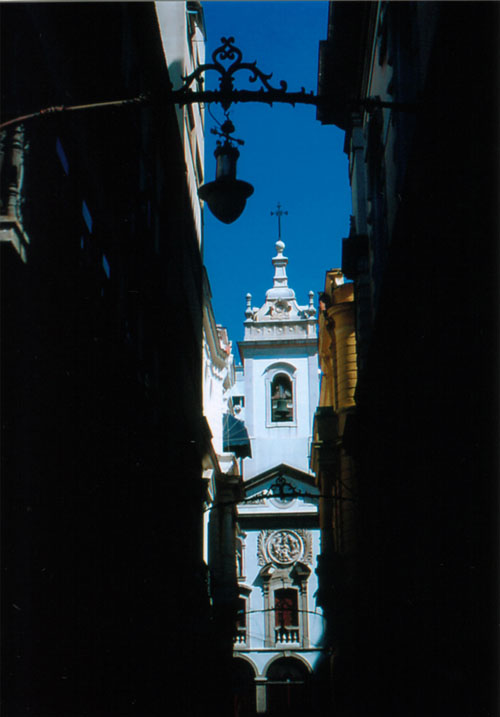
[238,239,319,479]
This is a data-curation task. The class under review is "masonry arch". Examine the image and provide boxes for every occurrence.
[263,361,297,378]
[263,651,313,676]
[231,656,257,717]
[265,655,312,715]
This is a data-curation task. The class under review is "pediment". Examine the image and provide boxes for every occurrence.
[239,463,319,514]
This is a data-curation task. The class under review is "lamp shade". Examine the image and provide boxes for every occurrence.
[198,178,254,224]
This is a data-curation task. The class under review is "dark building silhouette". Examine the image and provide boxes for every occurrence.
[316,3,499,716]
[1,3,231,715]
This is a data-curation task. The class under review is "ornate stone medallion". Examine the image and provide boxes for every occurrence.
[258,529,312,566]
[266,530,304,565]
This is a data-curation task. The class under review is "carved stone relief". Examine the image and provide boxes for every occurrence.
[258,529,312,566]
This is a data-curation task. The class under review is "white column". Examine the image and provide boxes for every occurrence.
[255,677,267,714]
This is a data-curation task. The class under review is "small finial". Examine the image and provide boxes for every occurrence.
[245,292,253,318]
[308,290,316,316]
[270,202,288,240]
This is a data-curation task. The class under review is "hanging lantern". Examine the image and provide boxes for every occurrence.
[198,140,254,224]
[198,119,254,224]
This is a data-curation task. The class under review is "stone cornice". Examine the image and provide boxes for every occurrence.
[238,337,318,356]
[243,319,317,344]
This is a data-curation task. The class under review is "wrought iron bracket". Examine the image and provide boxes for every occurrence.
[0,37,418,131]
[170,87,319,110]
[167,37,417,114]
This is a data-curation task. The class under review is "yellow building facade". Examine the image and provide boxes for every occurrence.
[310,270,358,710]
[311,270,357,556]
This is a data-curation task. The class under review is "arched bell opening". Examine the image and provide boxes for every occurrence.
[270,373,293,422]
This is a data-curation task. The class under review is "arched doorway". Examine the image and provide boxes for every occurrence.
[231,657,257,717]
[266,656,311,716]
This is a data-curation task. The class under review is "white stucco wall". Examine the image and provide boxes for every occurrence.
[155,2,205,243]
[203,336,228,454]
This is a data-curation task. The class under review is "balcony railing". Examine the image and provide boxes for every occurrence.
[275,626,300,644]
[233,628,247,646]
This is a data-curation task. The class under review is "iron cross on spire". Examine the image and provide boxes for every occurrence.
[271,202,288,240]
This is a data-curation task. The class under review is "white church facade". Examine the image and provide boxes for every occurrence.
[229,241,327,716]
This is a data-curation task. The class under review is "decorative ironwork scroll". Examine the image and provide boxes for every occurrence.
[170,36,317,111]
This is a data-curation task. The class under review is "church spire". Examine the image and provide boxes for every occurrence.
[266,240,295,301]
[271,240,290,292]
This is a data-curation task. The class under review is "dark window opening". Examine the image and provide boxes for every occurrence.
[274,588,298,628]
[236,597,246,630]
[236,538,244,578]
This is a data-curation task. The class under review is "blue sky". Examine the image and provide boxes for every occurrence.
[201,1,351,350]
